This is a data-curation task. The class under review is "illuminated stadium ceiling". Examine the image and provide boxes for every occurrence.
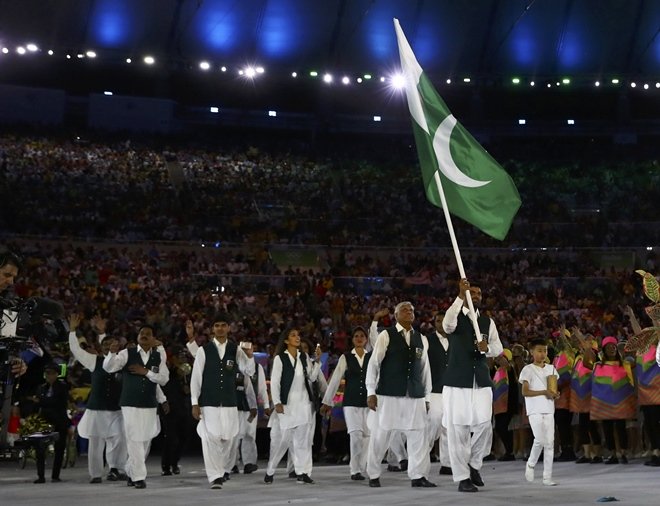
[0,0,659,118]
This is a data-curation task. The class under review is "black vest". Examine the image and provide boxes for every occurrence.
[119,347,161,408]
[235,369,259,412]
[198,341,239,407]
[87,356,121,411]
[426,332,449,393]
[443,311,493,389]
[279,351,314,404]
[376,327,426,398]
[343,351,371,407]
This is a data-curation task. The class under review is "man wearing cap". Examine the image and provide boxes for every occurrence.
[68,314,127,483]
[103,324,169,489]
[442,279,503,493]
[187,314,255,489]
[365,301,435,488]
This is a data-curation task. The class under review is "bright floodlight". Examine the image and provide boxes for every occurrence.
[221,66,227,72]
[463,77,471,83]
[199,61,210,70]
[144,56,155,65]
[48,50,54,55]
[357,77,363,83]
[512,77,520,84]
[268,110,277,117]
[310,71,318,77]
[255,66,265,74]
[630,82,636,88]
[210,107,219,113]
[1,48,8,54]
[373,116,381,122]
[595,81,600,87]
[380,76,386,82]
[567,119,575,125]
[611,78,619,84]
[341,76,350,85]
[291,72,297,78]
[518,119,526,125]
[86,50,97,58]
[530,81,535,86]
[126,58,132,63]
[562,78,570,84]
[244,66,256,78]
[66,54,71,59]
[26,43,38,52]
[446,79,451,84]
[103,91,113,96]
[323,73,333,83]
[390,73,405,90]
[656,83,660,88]
[363,74,372,80]
[16,46,26,55]
[77,54,84,59]
[643,83,649,90]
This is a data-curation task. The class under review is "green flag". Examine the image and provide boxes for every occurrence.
[394,19,521,241]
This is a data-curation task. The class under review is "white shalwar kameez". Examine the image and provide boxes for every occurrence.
[103,345,169,482]
[365,323,432,480]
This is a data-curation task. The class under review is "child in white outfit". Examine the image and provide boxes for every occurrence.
[519,338,560,486]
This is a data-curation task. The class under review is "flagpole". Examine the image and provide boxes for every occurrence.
[432,171,484,343]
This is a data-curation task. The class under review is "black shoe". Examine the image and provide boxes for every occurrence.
[223,472,231,481]
[604,456,619,465]
[90,477,102,484]
[469,465,484,487]
[644,455,660,467]
[575,456,591,464]
[439,466,453,475]
[351,473,366,481]
[557,449,576,461]
[498,453,516,461]
[51,477,62,483]
[482,454,496,461]
[386,464,402,472]
[161,468,172,476]
[458,478,478,492]
[399,459,408,471]
[211,478,223,489]
[288,470,298,479]
[127,478,134,487]
[430,453,439,463]
[107,469,122,481]
[172,465,181,475]
[133,480,146,489]
[369,478,381,488]
[244,463,258,474]
[231,465,240,474]
[411,477,437,488]
[296,473,314,484]
[34,478,46,484]
[591,456,603,464]
[620,455,628,464]
[264,473,274,484]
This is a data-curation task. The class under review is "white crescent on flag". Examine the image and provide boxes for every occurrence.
[433,115,491,188]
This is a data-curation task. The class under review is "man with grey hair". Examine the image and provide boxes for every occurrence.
[365,301,435,488]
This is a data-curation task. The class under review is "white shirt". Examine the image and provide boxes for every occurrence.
[270,350,312,430]
[322,349,367,406]
[103,345,169,386]
[519,363,559,415]
[442,296,503,358]
[366,323,432,401]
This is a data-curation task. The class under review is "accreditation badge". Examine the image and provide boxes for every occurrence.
[225,359,235,371]
[415,347,423,359]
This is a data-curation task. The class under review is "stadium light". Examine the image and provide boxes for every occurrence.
[518,119,526,125]
[341,76,350,85]
[323,73,333,84]
[26,43,38,52]
[143,56,155,65]
[221,66,227,72]
[512,77,520,84]
[210,107,219,113]
[16,46,26,55]
[268,110,277,117]
[199,61,210,70]
[86,50,97,58]
[373,116,381,122]
[126,58,132,63]
[291,72,297,78]
[390,73,405,90]
[567,119,575,125]
[611,78,619,84]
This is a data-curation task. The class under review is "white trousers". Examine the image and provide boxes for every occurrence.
[229,412,258,468]
[386,430,407,465]
[349,430,370,475]
[446,420,492,482]
[528,413,555,480]
[425,392,450,473]
[201,433,232,483]
[367,426,427,480]
[125,439,151,482]
[267,422,313,476]
[87,434,127,479]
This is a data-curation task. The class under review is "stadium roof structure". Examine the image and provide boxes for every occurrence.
[0,0,658,123]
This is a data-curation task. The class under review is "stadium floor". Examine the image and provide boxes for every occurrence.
[1,454,655,505]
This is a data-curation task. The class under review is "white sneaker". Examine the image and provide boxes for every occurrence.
[543,479,557,486]
[525,464,534,482]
